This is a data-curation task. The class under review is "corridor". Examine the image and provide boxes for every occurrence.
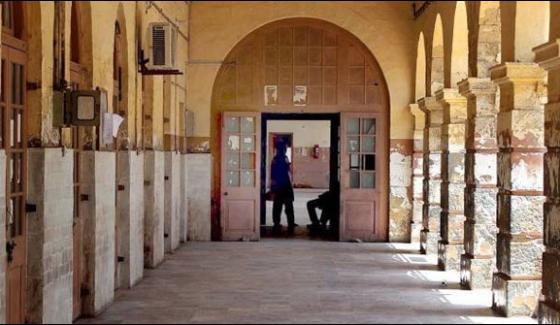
[79,241,534,324]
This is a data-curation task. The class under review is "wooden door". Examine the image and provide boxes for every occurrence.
[70,61,86,320]
[340,113,383,241]
[3,35,27,324]
[221,112,261,241]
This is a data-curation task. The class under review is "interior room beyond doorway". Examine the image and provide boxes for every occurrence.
[261,115,339,239]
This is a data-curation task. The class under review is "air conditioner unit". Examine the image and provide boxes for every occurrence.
[147,22,177,70]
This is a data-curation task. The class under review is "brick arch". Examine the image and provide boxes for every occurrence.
[210,17,390,240]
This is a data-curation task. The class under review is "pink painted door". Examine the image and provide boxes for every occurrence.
[340,113,383,241]
[221,112,261,241]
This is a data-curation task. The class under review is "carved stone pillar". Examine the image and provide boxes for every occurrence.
[410,104,426,245]
[436,89,467,271]
[490,63,546,317]
[419,97,443,255]
[458,78,499,289]
[535,39,560,324]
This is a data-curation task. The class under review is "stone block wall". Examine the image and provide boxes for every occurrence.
[180,154,189,243]
[410,105,426,245]
[116,151,145,289]
[535,39,560,324]
[437,89,467,272]
[389,140,413,242]
[164,152,181,252]
[420,97,443,255]
[458,78,499,290]
[186,154,212,241]
[81,151,116,316]
[128,152,145,286]
[491,63,546,317]
[144,151,165,268]
[26,149,74,323]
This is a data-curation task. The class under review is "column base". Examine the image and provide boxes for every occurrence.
[492,272,540,317]
[410,223,422,244]
[438,241,462,272]
[420,230,438,255]
[539,301,560,324]
[461,254,493,289]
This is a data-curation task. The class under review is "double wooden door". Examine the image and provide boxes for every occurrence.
[220,112,386,242]
[3,34,28,324]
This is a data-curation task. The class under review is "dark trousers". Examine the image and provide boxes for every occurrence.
[272,199,295,228]
[307,198,329,226]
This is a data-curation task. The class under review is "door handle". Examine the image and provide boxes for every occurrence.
[6,240,16,264]
[224,192,228,196]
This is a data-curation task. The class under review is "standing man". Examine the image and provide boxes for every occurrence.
[270,140,296,235]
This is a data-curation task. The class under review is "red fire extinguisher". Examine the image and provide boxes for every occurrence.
[312,144,320,159]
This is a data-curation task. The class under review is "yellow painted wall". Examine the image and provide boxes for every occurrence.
[186,1,416,140]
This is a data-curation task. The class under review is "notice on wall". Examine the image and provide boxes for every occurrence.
[264,85,278,106]
[294,85,307,106]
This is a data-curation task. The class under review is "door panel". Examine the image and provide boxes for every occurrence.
[3,37,27,324]
[221,112,261,241]
[340,113,382,241]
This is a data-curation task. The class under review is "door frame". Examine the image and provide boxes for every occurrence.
[260,113,340,238]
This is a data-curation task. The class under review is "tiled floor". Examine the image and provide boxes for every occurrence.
[78,241,536,324]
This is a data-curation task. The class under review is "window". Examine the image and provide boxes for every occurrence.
[347,118,376,189]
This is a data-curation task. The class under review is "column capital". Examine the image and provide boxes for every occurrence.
[410,103,426,131]
[490,62,546,85]
[435,88,464,103]
[418,96,441,112]
[534,39,560,71]
[436,88,467,123]
[458,78,496,97]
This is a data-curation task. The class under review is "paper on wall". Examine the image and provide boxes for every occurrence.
[112,114,125,138]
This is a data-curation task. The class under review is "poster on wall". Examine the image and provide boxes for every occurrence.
[264,85,278,106]
[294,85,307,106]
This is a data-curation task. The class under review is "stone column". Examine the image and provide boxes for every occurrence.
[144,150,165,268]
[410,104,425,245]
[436,89,467,272]
[186,154,212,241]
[458,78,499,289]
[419,97,443,255]
[535,39,560,323]
[490,63,546,317]
[164,151,181,253]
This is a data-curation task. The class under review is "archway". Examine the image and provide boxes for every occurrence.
[415,32,426,100]
[211,18,390,242]
[451,1,469,86]
[430,14,444,95]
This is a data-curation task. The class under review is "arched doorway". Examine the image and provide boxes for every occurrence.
[211,18,390,242]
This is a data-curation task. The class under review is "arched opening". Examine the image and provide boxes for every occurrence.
[211,18,390,242]
[516,1,549,62]
[476,1,501,77]
[431,14,444,95]
[415,32,426,100]
[501,1,549,63]
[451,1,469,87]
